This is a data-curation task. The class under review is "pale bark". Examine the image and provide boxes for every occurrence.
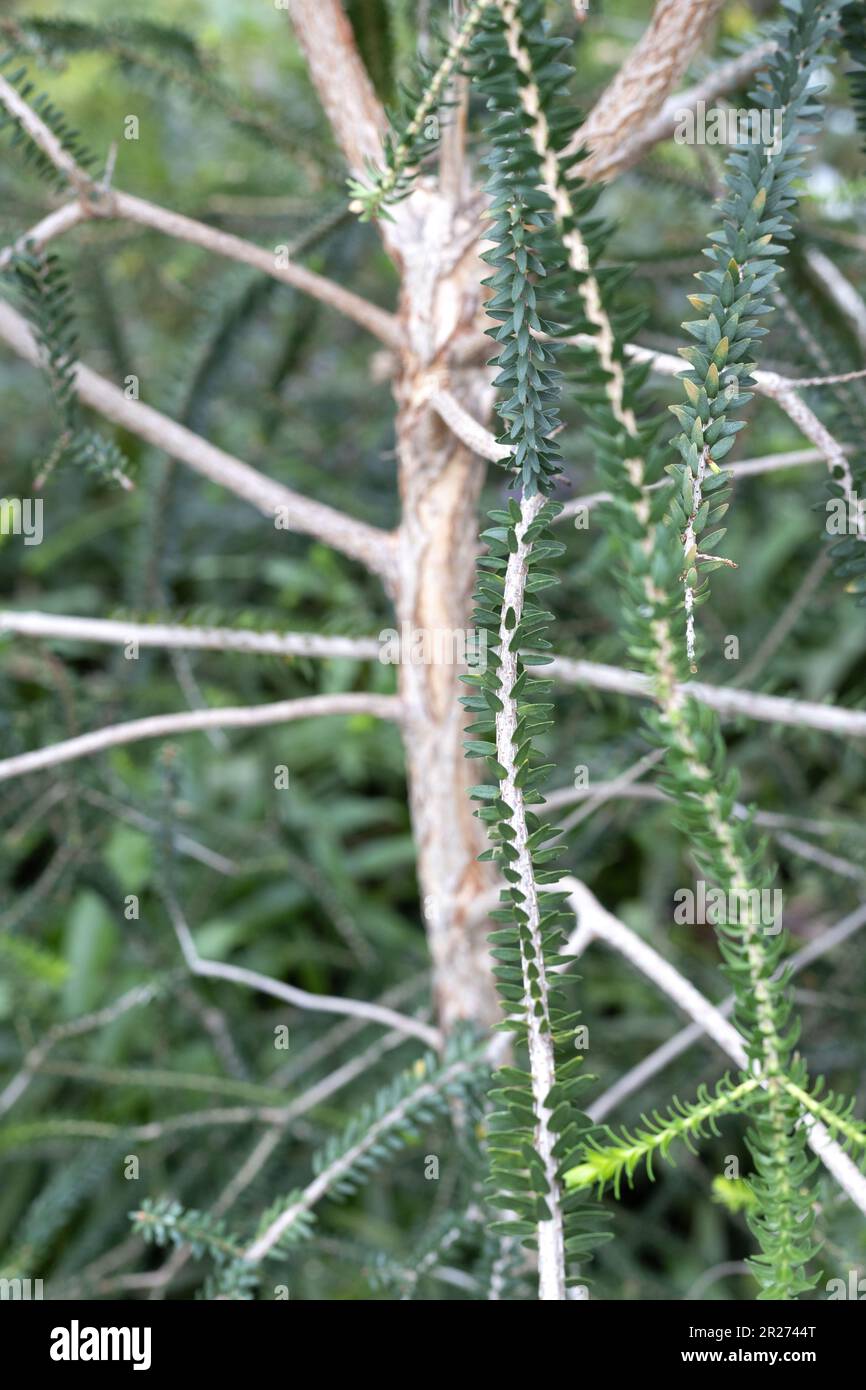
[580,39,775,183]
[567,0,726,181]
[285,0,388,178]
[0,612,382,660]
[392,185,501,1029]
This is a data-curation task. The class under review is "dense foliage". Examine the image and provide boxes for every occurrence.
[1,0,865,1301]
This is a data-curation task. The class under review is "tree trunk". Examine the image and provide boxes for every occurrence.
[392,185,499,1031]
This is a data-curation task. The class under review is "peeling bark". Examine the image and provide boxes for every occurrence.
[392,185,500,1030]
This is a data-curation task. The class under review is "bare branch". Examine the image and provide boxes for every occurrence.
[0,78,402,348]
[546,780,865,886]
[805,247,866,353]
[568,0,728,182]
[723,446,837,479]
[0,201,86,272]
[165,893,440,1049]
[451,331,856,487]
[630,343,861,504]
[758,373,866,534]
[284,0,387,177]
[106,191,403,349]
[592,900,866,1124]
[0,692,403,785]
[555,447,835,524]
[430,388,512,462]
[549,654,866,739]
[0,298,398,585]
[0,611,382,660]
[77,786,238,877]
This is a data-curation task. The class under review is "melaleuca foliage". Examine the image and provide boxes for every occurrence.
[0,17,298,157]
[3,247,133,488]
[464,0,860,1300]
[0,49,96,189]
[460,1,612,1292]
[132,1197,262,1300]
[348,0,491,221]
[641,6,858,1294]
[668,0,842,668]
[308,1029,487,1203]
[565,1075,762,1198]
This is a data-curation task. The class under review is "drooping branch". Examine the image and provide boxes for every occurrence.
[165,892,440,1049]
[493,494,566,1302]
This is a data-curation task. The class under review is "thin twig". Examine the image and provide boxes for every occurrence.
[0,692,403,784]
[0,611,382,660]
[107,190,403,349]
[0,201,85,271]
[0,75,403,349]
[0,982,162,1117]
[164,891,440,1049]
[549,654,866,739]
[0,297,398,584]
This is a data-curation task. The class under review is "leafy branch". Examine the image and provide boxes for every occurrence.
[348,0,492,220]
[564,1075,762,1198]
[3,246,133,488]
[668,0,840,668]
